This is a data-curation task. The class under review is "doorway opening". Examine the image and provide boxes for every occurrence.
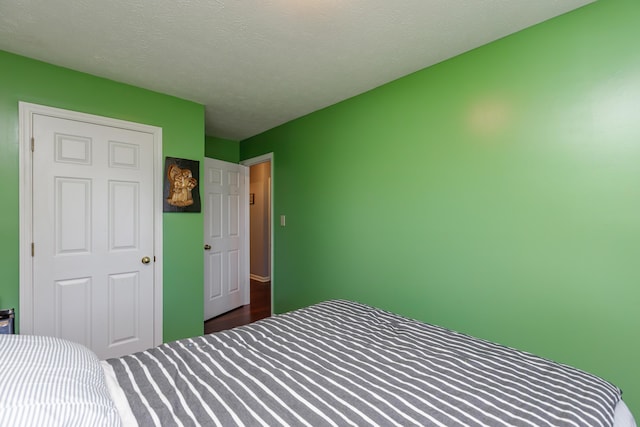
[248,161,271,283]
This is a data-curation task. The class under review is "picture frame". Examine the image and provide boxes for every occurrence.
[163,157,201,212]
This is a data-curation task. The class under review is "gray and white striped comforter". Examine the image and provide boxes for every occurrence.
[108,300,621,426]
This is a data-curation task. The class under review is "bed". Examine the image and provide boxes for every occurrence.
[1,300,636,426]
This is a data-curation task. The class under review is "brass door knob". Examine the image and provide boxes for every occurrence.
[204,244,211,250]
[141,256,151,264]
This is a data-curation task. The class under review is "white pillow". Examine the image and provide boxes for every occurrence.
[0,335,122,427]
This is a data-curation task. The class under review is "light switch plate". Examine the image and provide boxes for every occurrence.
[280,215,286,226]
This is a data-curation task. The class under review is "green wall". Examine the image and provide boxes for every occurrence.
[242,0,640,416]
[0,51,204,342]
[205,135,239,162]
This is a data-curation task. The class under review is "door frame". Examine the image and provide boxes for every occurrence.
[241,153,274,314]
[18,102,164,346]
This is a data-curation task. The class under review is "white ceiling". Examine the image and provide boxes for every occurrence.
[0,0,594,141]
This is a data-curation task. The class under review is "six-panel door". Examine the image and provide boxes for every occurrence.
[32,114,155,359]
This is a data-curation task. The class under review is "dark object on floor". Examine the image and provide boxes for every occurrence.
[0,308,15,334]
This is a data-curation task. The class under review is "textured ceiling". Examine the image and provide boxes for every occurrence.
[0,0,594,141]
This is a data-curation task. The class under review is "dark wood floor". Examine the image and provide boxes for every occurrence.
[204,280,271,334]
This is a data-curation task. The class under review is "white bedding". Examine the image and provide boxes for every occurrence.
[0,335,121,427]
[101,361,138,427]
[615,401,638,427]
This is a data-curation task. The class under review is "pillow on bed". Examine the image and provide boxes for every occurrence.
[0,334,122,427]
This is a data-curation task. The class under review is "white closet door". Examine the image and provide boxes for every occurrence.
[31,113,156,359]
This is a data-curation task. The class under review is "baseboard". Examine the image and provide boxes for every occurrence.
[250,274,271,283]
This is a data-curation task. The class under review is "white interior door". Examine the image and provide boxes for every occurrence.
[204,158,249,320]
[25,108,160,359]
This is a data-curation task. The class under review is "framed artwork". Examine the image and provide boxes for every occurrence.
[163,157,201,212]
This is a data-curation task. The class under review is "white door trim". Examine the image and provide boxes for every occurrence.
[241,153,274,315]
[18,102,163,346]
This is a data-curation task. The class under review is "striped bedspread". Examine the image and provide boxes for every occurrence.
[108,300,621,426]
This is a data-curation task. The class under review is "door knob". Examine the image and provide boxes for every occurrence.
[204,244,211,250]
[141,256,151,264]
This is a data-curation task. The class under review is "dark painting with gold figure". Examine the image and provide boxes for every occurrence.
[163,157,201,212]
